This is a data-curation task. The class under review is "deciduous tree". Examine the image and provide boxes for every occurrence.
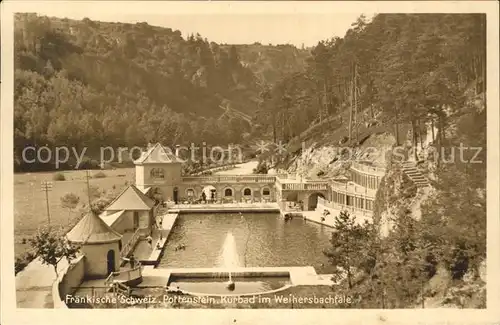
[28,226,80,276]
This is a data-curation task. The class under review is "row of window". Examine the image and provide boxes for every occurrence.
[185,187,271,197]
[350,170,380,190]
[331,191,374,211]
[228,188,271,196]
[226,188,271,197]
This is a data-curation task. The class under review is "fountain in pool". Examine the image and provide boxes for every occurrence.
[219,232,240,291]
[162,215,298,296]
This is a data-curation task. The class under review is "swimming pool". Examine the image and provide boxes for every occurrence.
[158,212,335,274]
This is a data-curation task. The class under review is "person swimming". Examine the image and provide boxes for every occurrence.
[174,244,186,251]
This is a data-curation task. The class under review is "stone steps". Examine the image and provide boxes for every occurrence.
[402,162,430,187]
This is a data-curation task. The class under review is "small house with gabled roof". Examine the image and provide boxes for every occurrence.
[103,184,156,236]
[66,211,122,278]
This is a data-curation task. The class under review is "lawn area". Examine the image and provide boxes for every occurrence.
[14,168,135,259]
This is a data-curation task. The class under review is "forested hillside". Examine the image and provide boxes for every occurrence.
[226,43,310,85]
[256,14,486,147]
[14,13,309,171]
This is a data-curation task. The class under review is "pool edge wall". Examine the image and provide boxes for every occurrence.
[175,209,281,214]
[169,270,290,279]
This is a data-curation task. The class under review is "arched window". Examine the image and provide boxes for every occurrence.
[107,250,115,274]
[186,189,195,197]
[150,168,165,179]
[224,188,233,197]
[262,188,270,196]
[243,188,252,196]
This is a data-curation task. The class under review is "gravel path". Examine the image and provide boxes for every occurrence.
[16,258,68,308]
[213,161,258,175]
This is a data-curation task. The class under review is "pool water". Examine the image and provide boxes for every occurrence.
[158,213,335,273]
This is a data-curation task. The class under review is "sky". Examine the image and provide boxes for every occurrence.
[29,10,372,47]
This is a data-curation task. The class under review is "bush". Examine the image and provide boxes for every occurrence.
[86,185,101,201]
[52,172,66,181]
[15,257,28,274]
[91,197,114,214]
[15,251,36,274]
[78,157,100,170]
[253,161,268,174]
[61,193,80,211]
[449,245,470,280]
[93,171,107,178]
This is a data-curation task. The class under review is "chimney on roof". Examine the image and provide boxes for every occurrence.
[175,145,180,157]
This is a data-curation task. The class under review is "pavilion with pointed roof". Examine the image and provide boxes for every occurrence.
[66,211,123,277]
[67,211,122,244]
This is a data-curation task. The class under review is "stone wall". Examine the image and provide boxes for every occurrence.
[53,255,85,308]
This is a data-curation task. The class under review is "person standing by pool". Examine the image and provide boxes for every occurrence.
[129,254,136,268]
[147,235,153,248]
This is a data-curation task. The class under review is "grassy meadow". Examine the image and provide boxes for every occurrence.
[14,168,135,260]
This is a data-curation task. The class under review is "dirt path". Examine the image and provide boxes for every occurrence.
[213,161,258,175]
[16,258,68,308]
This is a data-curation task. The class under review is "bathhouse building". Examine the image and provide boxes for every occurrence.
[134,142,184,204]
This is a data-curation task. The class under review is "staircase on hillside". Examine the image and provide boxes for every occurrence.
[402,161,430,188]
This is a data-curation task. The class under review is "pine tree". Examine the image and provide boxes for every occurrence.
[324,210,371,289]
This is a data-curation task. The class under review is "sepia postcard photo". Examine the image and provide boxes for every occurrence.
[1,1,499,325]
